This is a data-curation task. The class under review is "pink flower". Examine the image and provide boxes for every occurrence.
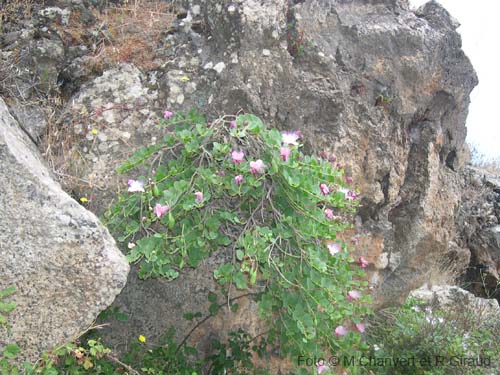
[281,131,301,146]
[355,323,365,333]
[335,325,348,337]
[195,191,203,203]
[327,243,341,255]
[324,208,334,220]
[317,362,329,374]
[347,190,358,201]
[319,183,330,195]
[231,150,245,164]
[154,203,169,218]
[230,120,236,129]
[163,110,174,119]
[346,176,353,184]
[339,188,357,201]
[235,174,243,186]
[280,147,291,161]
[347,291,362,302]
[128,179,145,193]
[358,257,369,269]
[250,160,265,175]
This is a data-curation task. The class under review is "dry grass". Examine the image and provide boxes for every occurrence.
[426,253,465,287]
[0,0,34,33]
[56,0,174,73]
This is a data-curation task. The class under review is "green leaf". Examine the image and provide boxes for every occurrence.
[236,114,264,134]
[83,358,93,370]
[209,303,220,316]
[0,286,16,299]
[3,344,20,359]
[213,263,234,285]
[236,250,244,261]
[249,269,257,285]
[116,312,128,322]
[233,272,247,290]
[183,313,195,321]
[168,211,175,229]
[207,291,218,303]
[0,302,16,313]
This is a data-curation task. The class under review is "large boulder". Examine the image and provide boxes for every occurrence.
[0,97,129,362]
[159,0,477,310]
[53,0,477,356]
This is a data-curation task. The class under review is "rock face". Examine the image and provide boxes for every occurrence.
[456,166,500,299]
[5,0,480,361]
[0,97,129,362]
[158,0,476,310]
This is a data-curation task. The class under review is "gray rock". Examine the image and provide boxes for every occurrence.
[0,97,129,362]
[410,284,500,317]
[8,102,47,142]
[456,166,500,299]
[56,63,160,214]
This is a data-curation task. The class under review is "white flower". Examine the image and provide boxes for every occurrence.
[281,131,301,146]
[128,179,145,192]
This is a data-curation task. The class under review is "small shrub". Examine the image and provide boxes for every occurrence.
[105,111,371,372]
[362,297,500,375]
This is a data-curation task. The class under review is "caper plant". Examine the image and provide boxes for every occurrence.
[105,111,371,373]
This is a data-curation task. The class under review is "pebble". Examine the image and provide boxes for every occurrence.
[231,52,239,64]
[213,62,226,74]
[192,4,201,16]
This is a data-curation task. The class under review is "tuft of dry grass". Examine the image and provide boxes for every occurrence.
[426,253,465,287]
[0,0,34,34]
[56,0,174,73]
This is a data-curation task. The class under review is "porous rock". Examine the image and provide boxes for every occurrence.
[0,97,129,362]
[55,63,160,214]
